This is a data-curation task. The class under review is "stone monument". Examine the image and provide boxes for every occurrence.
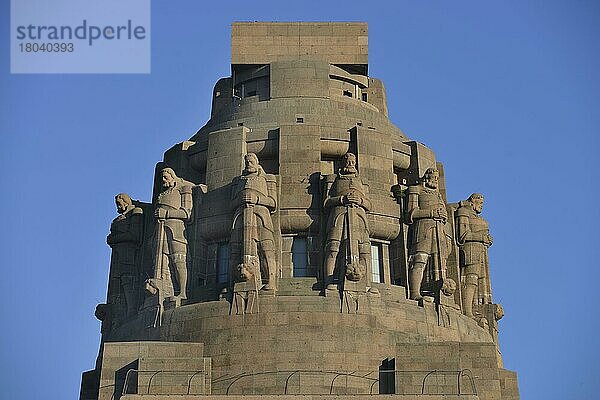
[146,167,193,303]
[456,193,493,318]
[105,193,144,323]
[323,152,372,290]
[405,168,450,302]
[230,153,278,290]
[79,22,519,400]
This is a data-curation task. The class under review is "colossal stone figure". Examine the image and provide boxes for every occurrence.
[152,168,192,300]
[456,193,493,317]
[405,168,449,301]
[231,153,278,291]
[323,153,372,290]
[106,193,143,320]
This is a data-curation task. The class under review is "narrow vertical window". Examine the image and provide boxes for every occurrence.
[217,243,229,284]
[371,243,384,283]
[292,237,309,277]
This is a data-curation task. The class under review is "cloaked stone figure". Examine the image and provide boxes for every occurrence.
[151,168,192,300]
[456,193,493,317]
[106,193,143,320]
[231,153,278,291]
[405,168,449,301]
[323,153,372,290]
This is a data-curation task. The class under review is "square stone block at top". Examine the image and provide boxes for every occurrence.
[232,22,368,66]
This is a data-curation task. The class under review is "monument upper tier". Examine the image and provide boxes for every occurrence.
[232,22,368,69]
[188,22,431,194]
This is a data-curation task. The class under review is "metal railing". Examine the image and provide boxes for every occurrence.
[215,369,378,395]
[212,368,477,395]
[371,369,476,395]
[116,367,477,396]
[420,369,477,395]
[121,368,210,396]
[96,383,115,400]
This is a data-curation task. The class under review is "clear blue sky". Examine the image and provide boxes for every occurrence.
[1,1,598,399]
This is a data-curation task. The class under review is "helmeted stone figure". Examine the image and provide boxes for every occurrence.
[231,153,278,291]
[456,193,493,317]
[152,167,192,300]
[323,153,372,290]
[405,168,449,301]
[106,193,143,320]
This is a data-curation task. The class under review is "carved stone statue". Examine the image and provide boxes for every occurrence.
[150,168,192,301]
[106,193,143,319]
[231,153,278,291]
[94,303,112,335]
[323,153,372,290]
[456,193,493,317]
[405,168,449,301]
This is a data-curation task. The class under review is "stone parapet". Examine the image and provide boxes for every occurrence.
[124,396,478,400]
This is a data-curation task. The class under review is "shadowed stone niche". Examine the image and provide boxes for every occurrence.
[80,22,519,400]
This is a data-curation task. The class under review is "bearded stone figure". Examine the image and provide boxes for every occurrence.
[230,153,278,291]
[405,168,449,301]
[323,152,372,290]
[106,193,143,320]
[151,167,192,300]
[456,193,493,317]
